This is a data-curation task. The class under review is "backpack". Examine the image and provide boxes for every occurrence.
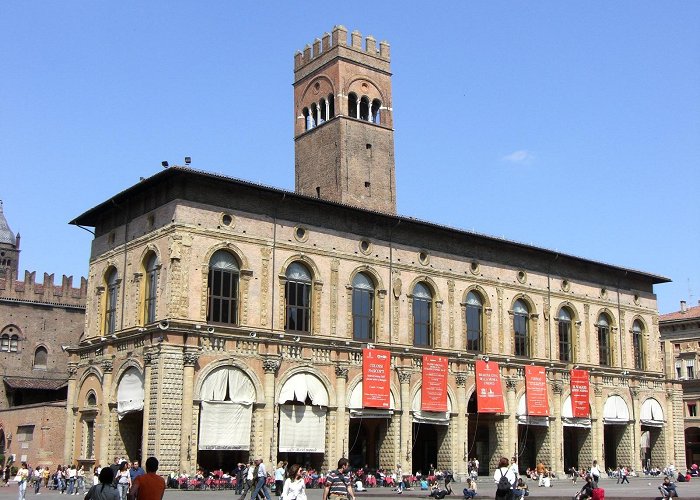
[591,487,605,500]
[497,469,511,493]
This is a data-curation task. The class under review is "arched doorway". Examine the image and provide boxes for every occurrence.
[116,367,145,461]
[467,393,496,476]
[277,373,328,470]
[685,427,700,468]
[602,395,630,469]
[640,398,665,469]
[561,395,592,472]
[515,394,550,472]
[347,382,396,469]
[197,366,256,471]
[411,388,452,475]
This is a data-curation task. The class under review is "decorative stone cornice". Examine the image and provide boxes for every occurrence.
[335,365,349,379]
[101,359,113,373]
[397,369,411,384]
[455,373,468,387]
[263,357,281,374]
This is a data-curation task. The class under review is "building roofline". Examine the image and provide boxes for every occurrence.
[70,166,671,285]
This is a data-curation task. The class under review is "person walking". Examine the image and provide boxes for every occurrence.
[234,464,246,495]
[239,461,256,500]
[116,463,131,500]
[274,462,285,497]
[128,457,165,500]
[17,462,30,500]
[85,467,119,500]
[33,467,42,495]
[590,461,601,487]
[129,462,144,483]
[322,458,355,500]
[76,467,85,495]
[493,457,516,500]
[619,466,629,484]
[249,459,272,500]
[281,465,307,500]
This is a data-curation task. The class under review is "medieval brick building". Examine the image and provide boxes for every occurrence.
[64,26,680,478]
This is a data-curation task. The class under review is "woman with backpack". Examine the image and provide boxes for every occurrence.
[493,457,516,500]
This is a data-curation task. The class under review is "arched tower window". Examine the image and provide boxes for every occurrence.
[359,96,370,121]
[144,253,159,325]
[105,268,118,334]
[328,94,335,119]
[86,392,97,407]
[371,99,382,124]
[33,346,48,368]
[303,107,311,131]
[9,335,18,352]
[319,98,327,123]
[466,291,483,352]
[207,250,240,325]
[597,313,611,366]
[632,320,645,370]
[285,262,312,333]
[0,334,8,352]
[413,283,433,347]
[348,93,358,118]
[352,273,374,341]
[513,299,529,357]
[558,307,573,362]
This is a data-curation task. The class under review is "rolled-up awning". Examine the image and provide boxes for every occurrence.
[278,373,329,406]
[516,394,549,427]
[278,404,326,452]
[349,381,395,418]
[640,398,664,427]
[561,396,592,428]
[116,368,144,420]
[411,388,452,425]
[603,395,630,424]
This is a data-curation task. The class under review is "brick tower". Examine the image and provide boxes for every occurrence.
[0,200,20,279]
[293,26,397,214]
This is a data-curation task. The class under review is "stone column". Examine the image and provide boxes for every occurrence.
[593,383,604,468]
[63,363,79,464]
[335,364,349,463]
[98,358,114,466]
[551,380,564,475]
[665,389,675,467]
[506,376,518,458]
[397,369,411,470]
[262,357,280,468]
[180,350,199,473]
[455,373,468,481]
[630,386,641,472]
[141,351,154,459]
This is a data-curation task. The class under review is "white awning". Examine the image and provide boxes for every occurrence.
[603,395,630,424]
[278,373,329,406]
[640,398,665,427]
[411,388,452,425]
[561,396,592,428]
[641,430,651,449]
[116,368,144,420]
[199,401,252,450]
[200,366,256,403]
[278,404,326,452]
[349,382,395,418]
[516,394,549,427]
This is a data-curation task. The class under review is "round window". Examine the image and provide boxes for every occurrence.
[359,240,372,254]
[294,226,308,242]
[418,251,430,265]
[221,213,234,227]
[517,270,527,284]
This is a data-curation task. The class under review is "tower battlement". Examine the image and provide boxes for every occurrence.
[294,25,390,71]
[0,269,87,307]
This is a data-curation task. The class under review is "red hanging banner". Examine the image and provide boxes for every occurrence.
[422,355,448,412]
[570,369,590,418]
[362,349,391,408]
[475,360,505,413]
[525,365,549,416]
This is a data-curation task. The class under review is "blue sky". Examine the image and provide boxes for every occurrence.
[1,2,698,314]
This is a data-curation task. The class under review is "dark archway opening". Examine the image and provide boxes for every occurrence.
[118,411,143,461]
[412,423,439,475]
[604,425,623,469]
[467,393,494,475]
[563,427,589,471]
[198,450,248,474]
[349,419,385,469]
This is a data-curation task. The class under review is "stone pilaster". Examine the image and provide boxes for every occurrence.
[397,368,411,470]
[505,376,517,457]
[141,350,154,460]
[630,386,642,471]
[551,380,563,476]
[64,363,79,464]
[154,346,185,473]
[98,357,114,466]
[180,349,200,473]
[455,372,468,480]
[262,357,280,467]
[593,382,603,468]
[334,364,349,463]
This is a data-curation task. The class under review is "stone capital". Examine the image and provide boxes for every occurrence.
[505,377,517,392]
[551,380,563,394]
[397,369,411,384]
[455,373,468,388]
[67,363,79,379]
[183,351,200,367]
[263,357,281,374]
[335,365,349,379]
[101,359,113,373]
[629,386,640,398]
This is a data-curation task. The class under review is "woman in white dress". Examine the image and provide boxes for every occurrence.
[281,465,307,500]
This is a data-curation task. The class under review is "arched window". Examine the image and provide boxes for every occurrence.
[632,320,644,370]
[86,392,97,407]
[310,103,318,129]
[105,268,118,334]
[33,346,47,368]
[513,300,529,357]
[466,291,483,352]
[0,334,8,352]
[371,99,382,124]
[144,253,158,325]
[207,250,240,325]
[285,262,312,333]
[413,283,432,347]
[328,94,335,119]
[348,93,358,118]
[303,107,311,131]
[352,273,374,341]
[597,313,611,366]
[9,335,18,352]
[359,96,370,121]
[558,308,573,362]
[319,98,327,123]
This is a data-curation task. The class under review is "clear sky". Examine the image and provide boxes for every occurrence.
[1,2,698,314]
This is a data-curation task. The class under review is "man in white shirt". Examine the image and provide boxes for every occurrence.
[250,459,271,500]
